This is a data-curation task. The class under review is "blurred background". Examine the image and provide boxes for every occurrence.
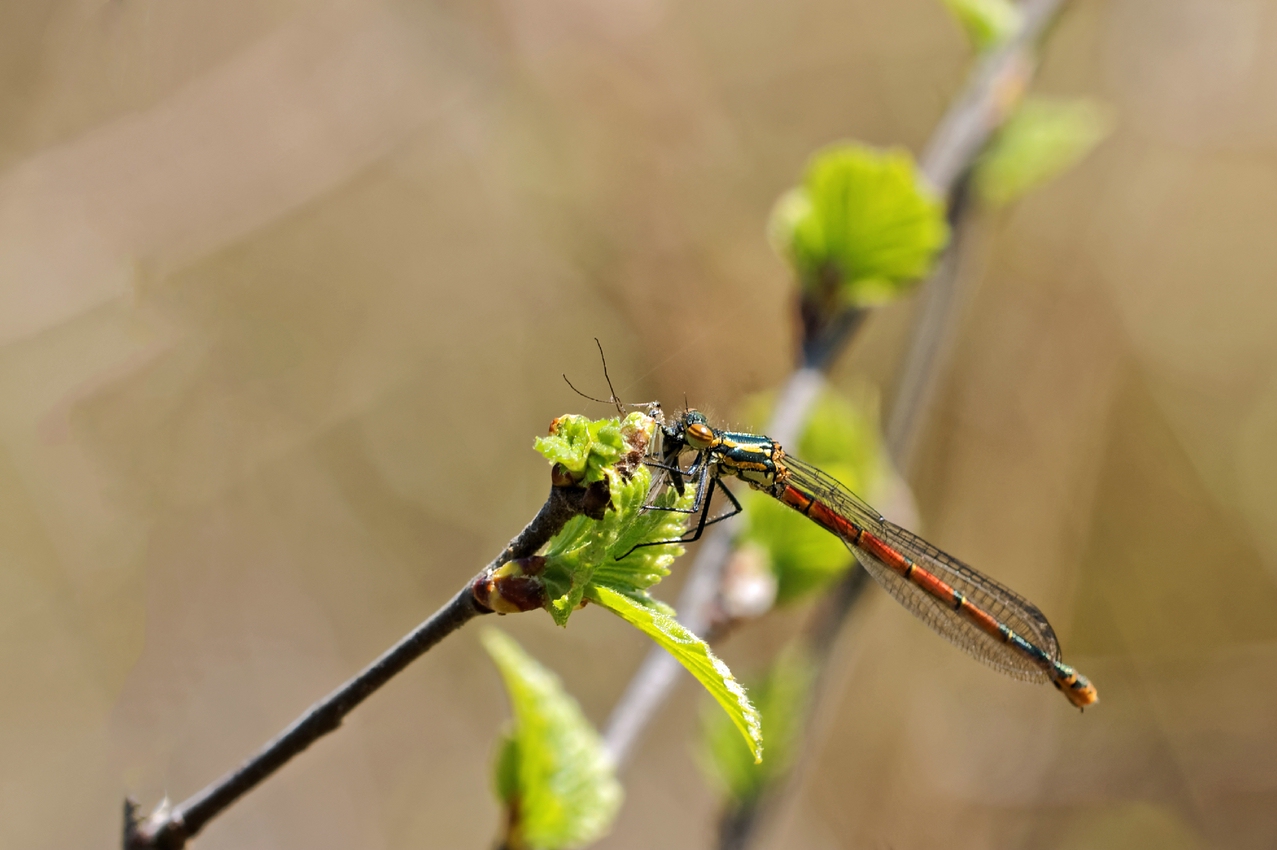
[2,0,1275,848]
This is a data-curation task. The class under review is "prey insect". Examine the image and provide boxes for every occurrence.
[636,408,1098,709]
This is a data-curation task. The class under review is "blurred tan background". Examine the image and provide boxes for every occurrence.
[2,0,1276,848]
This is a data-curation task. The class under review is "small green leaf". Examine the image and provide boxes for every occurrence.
[482,630,623,850]
[795,389,884,472]
[585,584,763,763]
[533,414,628,485]
[769,143,948,306]
[941,0,1022,52]
[540,460,691,626]
[739,389,888,604]
[975,97,1113,207]
[699,645,816,803]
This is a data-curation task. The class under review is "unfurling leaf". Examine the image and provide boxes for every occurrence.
[528,410,689,624]
[539,454,691,626]
[482,630,622,850]
[975,97,1113,207]
[769,143,948,306]
[533,414,628,485]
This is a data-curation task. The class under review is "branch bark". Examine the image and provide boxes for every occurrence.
[124,481,599,850]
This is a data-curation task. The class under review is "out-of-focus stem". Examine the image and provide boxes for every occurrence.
[601,0,1070,781]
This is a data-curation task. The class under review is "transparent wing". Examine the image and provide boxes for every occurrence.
[782,456,1061,682]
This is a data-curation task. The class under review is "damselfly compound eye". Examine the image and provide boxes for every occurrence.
[685,422,715,449]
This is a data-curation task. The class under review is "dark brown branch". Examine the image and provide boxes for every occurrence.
[124,482,597,850]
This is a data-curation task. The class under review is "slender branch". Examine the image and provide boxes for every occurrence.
[706,179,989,850]
[714,566,873,850]
[124,482,598,850]
[711,196,984,850]
[884,180,978,473]
[921,0,1066,193]
[602,0,1069,772]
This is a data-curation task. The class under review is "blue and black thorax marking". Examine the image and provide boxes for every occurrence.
[704,430,784,489]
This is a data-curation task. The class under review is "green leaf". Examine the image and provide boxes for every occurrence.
[795,388,884,472]
[941,0,1022,52]
[739,388,888,604]
[769,143,948,306]
[527,412,757,761]
[975,97,1113,207]
[585,584,763,764]
[540,459,691,626]
[482,629,623,850]
[494,730,521,804]
[699,645,816,803]
[533,414,627,484]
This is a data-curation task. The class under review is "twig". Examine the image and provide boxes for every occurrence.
[705,2,1074,845]
[124,482,600,850]
[884,179,977,473]
[713,200,979,850]
[920,0,1066,192]
[710,6,1067,827]
[602,0,1069,770]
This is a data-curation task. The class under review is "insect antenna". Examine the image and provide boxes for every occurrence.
[562,338,625,415]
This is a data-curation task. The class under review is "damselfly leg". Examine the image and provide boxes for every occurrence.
[616,452,742,558]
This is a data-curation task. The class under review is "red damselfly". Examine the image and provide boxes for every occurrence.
[641,409,1097,709]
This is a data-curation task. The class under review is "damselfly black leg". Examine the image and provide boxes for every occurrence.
[641,454,710,517]
[616,461,742,559]
[679,475,742,541]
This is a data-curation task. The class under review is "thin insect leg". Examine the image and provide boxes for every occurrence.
[642,459,689,477]
[641,454,710,516]
[698,479,742,529]
[673,471,719,545]
[560,339,626,414]
[617,463,716,559]
[594,338,622,412]
[662,466,741,542]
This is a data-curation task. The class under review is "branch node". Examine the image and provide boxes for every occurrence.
[124,797,188,850]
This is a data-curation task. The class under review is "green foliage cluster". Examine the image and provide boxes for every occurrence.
[769,143,949,306]
[532,412,690,625]
[739,389,888,604]
[530,412,764,762]
[533,413,636,484]
[483,630,622,850]
[698,645,816,803]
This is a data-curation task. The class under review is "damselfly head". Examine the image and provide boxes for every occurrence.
[680,409,716,450]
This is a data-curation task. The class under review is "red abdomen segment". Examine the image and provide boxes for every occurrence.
[777,484,862,542]
[774,482,1097,708]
